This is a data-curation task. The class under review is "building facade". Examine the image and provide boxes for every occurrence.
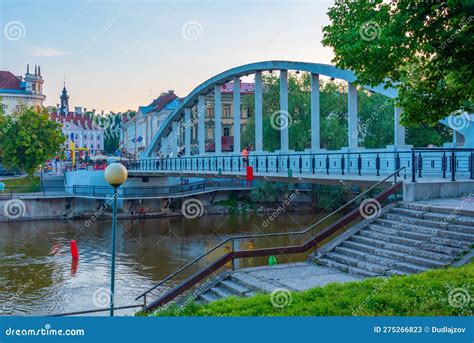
[50,85,104,157]
[0,65,46,115]
[122,90,180,157]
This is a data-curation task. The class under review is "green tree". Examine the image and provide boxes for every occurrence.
[241,72,402,151]
[322,0,473,126]
[0,108,65,175]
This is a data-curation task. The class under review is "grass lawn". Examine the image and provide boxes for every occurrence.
[1,176,41,193]
[153,262,473,316]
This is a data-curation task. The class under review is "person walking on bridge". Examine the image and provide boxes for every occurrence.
[242,146,249,167]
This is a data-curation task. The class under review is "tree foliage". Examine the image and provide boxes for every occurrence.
[0,108,65,175]
[322,0,473,126]
[241,72,400,151]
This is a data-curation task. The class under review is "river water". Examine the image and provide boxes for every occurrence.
[0,211,325,316]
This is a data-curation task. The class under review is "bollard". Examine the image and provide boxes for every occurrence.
[70,240,79,260]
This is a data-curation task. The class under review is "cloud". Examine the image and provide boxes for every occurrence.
[26,45,73,57]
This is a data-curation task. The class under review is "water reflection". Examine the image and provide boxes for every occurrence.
[0,211,324,316]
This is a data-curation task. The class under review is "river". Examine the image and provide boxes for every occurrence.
[0,211,326,316]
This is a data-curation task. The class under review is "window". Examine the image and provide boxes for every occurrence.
[223,105,231,118]
[207,128,213,140]
[223,127,230,137]
[207,107,214,118]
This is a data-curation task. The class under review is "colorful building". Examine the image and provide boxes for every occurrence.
[0,65,45,115]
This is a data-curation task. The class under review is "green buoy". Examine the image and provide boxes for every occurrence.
[268,255,277,266]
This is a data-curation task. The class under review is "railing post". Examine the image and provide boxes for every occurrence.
[276,156,279,173]
[470,151,474,179]
[299,155,303,174]
[395,153,400,176]
[231,239,236,271]
[375,153,380,177]
[340,155,345,175]
[357,154,362,176]
[451,150,456,181]
[265,156,269,173]
[326,154,330,175]
[417,152,422,178]
[143,294,147,309]
[312,155,316,174]
[256,156,259,173]
[442,152,447,178]
[411,148,416,182]
[394,170,398,204]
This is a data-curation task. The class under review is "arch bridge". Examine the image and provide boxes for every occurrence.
[130,61,474,185]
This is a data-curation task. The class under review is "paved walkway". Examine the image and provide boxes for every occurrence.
[414,197,474,216]
[232,262,362,292]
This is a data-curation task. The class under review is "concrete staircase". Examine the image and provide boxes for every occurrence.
[196,273,257,304]
[317,202,474,277]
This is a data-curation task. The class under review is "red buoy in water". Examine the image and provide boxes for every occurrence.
[70,240,79,260]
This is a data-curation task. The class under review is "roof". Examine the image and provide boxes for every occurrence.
[0,71,22,90]
[50,111,101,130]
[221,82,254,94]
[149,91,179,112]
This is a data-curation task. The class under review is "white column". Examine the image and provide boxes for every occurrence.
[233,76,241,153]
[280,70,289,151]
[198,94,205,155]
[171,121,178,156]
[255,71,263,152]
[184,107,191,156]
[311,73,320,151]
[214,86,222,154]
[394,106,406,146]
[161,136,167,154]
[348,82,358,149]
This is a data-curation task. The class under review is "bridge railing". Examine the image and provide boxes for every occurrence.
[124,148,474,182]
[71,179,252,198]
[135,168,405,314]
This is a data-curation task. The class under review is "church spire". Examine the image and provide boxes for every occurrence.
[60,83,69,116]
[27,64,29,74]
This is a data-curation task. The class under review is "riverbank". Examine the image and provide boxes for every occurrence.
[154,262,473,316]
[0,189,316,222]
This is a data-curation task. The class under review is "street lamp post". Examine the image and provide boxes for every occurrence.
[104,163,128,317]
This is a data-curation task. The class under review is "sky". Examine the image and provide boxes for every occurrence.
[0,0,335,113]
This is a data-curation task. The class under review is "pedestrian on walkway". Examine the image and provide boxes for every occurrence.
[242,146,249,167]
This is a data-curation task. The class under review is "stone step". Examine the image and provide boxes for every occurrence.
[398,203,474,225]
[333,247,430,274]
[209,286,234,299]
[197,291,219,303]
[342,240,452,265]
[360,228,468,251]
[317,258,379,278]
[350,235,459,259]
[325,252,388,274]
[383,213,474,234]
[376,218,474,242]
[358,229,423,248]
[369,224,432,241]
[390,207,473,227]
[220,279,252,297]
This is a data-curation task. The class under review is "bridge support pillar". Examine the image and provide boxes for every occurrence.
[348,82,358,149]
[280,69,289,151]
[233,76,241,153]
[184,108,191,156]
[394,106,406,146]
[161,136,168,155]
[198,95,206,155]
[171,121,178,156]
[214,86,222,154]
[311,73,320,151]
[255,71,263,152]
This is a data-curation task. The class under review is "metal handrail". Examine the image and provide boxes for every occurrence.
[135,167,406,301]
